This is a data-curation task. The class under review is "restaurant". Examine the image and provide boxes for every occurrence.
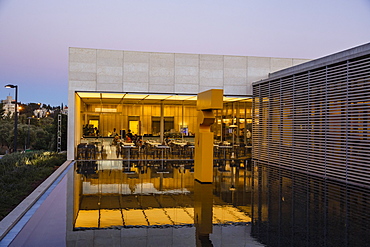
[67,47,307,161]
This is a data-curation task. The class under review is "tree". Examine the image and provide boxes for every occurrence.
[0,103,66,153]
[0,118,13,152]
[0,103,5,118]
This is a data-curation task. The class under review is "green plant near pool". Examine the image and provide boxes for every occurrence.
[0,151,67,220]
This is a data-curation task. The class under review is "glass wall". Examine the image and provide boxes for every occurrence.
[212,99,253,146]
[77,92,252,145]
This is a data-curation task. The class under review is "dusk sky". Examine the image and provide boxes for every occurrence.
[0,0,369,106]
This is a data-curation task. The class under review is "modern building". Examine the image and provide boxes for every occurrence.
[67,43,370,187]
[67,47,309,160]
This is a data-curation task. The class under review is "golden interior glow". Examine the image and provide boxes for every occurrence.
[145,94,172,100]
[77,92,101,98]
[123,94,149,99]
[74,206,250,228]
[167,95,197,101]
[94,108,117,112]
[75,210,99,228]
[101,93,125,99]
[99,210,123,228]
[77,91,252,145]
[223,97,251,102]
[77,92,251,102]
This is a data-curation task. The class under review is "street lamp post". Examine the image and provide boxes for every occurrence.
[5,84,18,153]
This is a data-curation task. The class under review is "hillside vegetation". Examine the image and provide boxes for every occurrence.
[0,151,67,220]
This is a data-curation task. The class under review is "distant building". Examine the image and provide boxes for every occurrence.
[61,106,68,115]
[1,96,16,116]
[33,108,54,118]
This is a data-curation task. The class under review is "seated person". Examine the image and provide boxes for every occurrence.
[94,127,100,137]
[136,137,143,147]
[125,134,132,143]
[110,128,118,137]
[112,135,120,145]
[164,136,171,145]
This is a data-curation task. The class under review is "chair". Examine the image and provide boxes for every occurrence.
[170,144,181,159]
[85,144,97,159]
[130,147,139,159]
[77,143,86,159]
[156,145,170,160]
[144,144,156,159]
[183,145,194,159]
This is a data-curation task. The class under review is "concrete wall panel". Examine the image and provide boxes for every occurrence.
[69,80,96,91]
[175,53,199,85]
[174,83,199,94]
[97,83,123,92]
[149,53,175,85]
[69,48,96,63]
[200,54,223,87]
[69,48,97,82]
[247,56,271,84]
[175,53,199,66]
[69,62,97,81]
[293,58,309,66]
[224,85,247,95]
[97,50,123,67]
[97,50,123,85]
[199,85,223,93]
[270,58,293,73]
[123,82,149,92]
[123,51,149,84]
[149,83,174,93]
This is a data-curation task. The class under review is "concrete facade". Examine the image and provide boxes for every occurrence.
[68,47,309,160]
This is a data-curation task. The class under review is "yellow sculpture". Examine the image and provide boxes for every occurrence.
[194,89,223,183]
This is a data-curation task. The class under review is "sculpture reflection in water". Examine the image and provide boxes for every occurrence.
[194,181,213,246]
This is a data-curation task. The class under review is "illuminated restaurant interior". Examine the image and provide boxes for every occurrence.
[75,92,252,160]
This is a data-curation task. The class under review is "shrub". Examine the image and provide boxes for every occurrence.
[0,151,67,220]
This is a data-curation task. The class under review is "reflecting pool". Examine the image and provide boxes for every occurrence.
[65,160,369,246]
[67,160,262,246]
